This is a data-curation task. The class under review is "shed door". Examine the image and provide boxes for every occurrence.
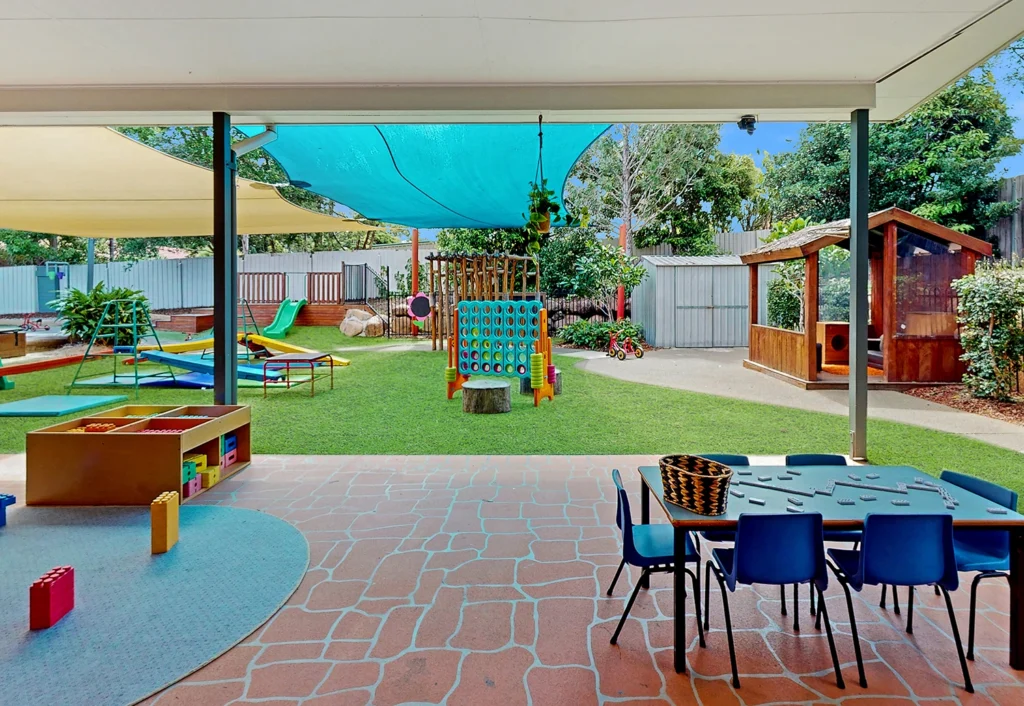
[673,266,713,347]
[672,266,749,347]
[711,266,748,347]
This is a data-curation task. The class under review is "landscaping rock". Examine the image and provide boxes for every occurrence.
[346,308,375,322]
[340,317,366,337]
[363,315,386,337]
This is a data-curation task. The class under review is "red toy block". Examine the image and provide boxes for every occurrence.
[30,566,75,629]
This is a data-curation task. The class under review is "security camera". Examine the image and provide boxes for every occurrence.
[737,115,757,135]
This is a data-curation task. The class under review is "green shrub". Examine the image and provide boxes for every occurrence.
[767,278,801,330]
[951,260,1024,400]
[559,318,644,350]
[50,283,151,345]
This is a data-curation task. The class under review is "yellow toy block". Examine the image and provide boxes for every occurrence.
[199,465,221,489]
[150,490,179,554]
[183,453,207,473]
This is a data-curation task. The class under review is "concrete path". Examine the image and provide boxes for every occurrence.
[571,347,1024,454]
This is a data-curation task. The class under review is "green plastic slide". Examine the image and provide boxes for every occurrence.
[263,298,306,339]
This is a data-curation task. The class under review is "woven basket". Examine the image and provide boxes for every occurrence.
[659,454,734,516]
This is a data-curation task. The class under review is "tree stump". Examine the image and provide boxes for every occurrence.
[520,369,562,395]
[462,379,512,414]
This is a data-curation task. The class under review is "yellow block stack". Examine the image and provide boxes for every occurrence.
[150,490,179,554]
[199,465,221,488]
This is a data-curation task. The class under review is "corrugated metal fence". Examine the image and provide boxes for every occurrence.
[635,229,768,258]
[0,247,432,315]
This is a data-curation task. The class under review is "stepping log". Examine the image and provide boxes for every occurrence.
[463,379,512,414]
[519,369,562,395]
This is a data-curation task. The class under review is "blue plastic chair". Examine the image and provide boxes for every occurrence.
[785,453,848,466]
[706,513,844,689]
[827,514,972,692]
[607,469,704,646]
[697,454,749,543]
[940,470,1017,660]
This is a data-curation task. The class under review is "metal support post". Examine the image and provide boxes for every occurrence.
[849,109,869,460]
[213,112,239,405]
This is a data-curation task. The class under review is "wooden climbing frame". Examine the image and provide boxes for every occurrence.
[427,253,541,351]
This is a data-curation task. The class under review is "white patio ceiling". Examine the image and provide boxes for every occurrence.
[0,1,1021,125]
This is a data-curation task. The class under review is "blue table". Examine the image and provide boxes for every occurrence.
[637,464,1024,674]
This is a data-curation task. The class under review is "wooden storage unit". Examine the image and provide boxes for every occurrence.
[26,404,251,506]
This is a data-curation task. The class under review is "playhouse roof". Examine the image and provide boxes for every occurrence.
[739,207,993,264]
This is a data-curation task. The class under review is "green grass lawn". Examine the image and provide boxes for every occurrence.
[2,327,1024,495]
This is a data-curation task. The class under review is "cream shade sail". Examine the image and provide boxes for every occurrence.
[0,126,377,237]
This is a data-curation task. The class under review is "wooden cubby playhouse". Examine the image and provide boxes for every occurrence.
[26,404,250,506]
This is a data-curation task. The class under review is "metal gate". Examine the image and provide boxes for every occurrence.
[673,265,748,347]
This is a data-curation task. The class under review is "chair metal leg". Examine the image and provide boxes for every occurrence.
[892,585,900,615]
[906,586,914,634]
[809,582,816,617]
[934,584,941,596]
[703,560,712,632]
[839,579,868,688]
[610,568,646,645]
[712,565,741,688]
[793,583,800,632]
[967,573,984,660]
[815,587,823,631]
[780,583,787,616]
[817,585,846,689]
[940,585,974,693]
[689,564,706,648]
[607,559,626,596]
[880,583,887,609]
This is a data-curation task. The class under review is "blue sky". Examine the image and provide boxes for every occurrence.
[718,47,1024,177]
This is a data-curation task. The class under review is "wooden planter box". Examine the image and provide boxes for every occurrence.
[26,404,251,506]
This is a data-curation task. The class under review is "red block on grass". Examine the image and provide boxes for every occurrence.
[30,566,75,629]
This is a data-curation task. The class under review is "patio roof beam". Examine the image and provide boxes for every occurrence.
[212,111,238,406]
[849,109,870,461]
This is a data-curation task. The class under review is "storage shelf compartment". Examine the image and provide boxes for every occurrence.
[91,405,181,419]
[35,416,142,434]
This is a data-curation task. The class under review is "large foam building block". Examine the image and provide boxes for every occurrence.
[222,433,237,454]
[0,492,14,527]
[222,448,238,468]
[199,466,220,489]
[150,491,179,554]
[183,453,207,473]
[29,566,75,629]
[181,460,197,484]
[181,475,201,499]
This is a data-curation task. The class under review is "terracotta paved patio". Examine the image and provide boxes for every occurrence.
[139,455,1022,705]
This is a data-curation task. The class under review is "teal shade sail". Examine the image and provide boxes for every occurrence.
[240,124,609,228]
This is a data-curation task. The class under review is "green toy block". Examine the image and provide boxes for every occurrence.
[181,460,197,483]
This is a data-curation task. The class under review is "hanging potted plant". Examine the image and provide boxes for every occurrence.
[525,179,561,235]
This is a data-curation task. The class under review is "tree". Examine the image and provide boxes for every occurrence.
[566,124,758,253]
[537,229,599,296]
[0,230,88,266]
[435,227,531,255]
[763,72,1022,237]
[564,242,646,319]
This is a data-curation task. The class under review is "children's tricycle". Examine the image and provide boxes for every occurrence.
[608,332,644,361]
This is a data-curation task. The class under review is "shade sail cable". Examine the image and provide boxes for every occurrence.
[371,126,491,228]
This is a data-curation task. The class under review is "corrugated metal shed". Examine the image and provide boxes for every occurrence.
[632,255,774,349]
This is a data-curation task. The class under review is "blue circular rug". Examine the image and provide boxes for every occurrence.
[0,505,308,706]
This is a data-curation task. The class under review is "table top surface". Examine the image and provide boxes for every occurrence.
[638,465,1024,529]
[264,352,330,362]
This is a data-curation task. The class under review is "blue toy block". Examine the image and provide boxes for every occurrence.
[223,434,237,453]
[0,493,12,528]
